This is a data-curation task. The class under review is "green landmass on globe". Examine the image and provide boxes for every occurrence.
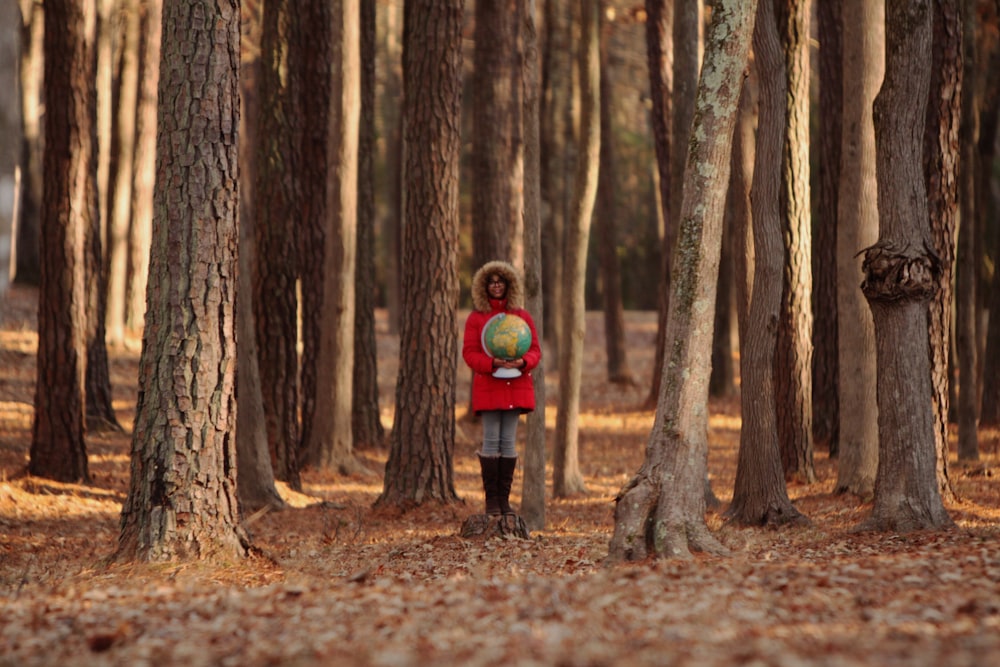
[481,313,532,360]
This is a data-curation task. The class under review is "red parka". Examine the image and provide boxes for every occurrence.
[462,261,541,415]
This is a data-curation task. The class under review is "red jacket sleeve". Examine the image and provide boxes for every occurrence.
[462,312,494,374]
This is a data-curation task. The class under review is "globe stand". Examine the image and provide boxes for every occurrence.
[492,366,522,379]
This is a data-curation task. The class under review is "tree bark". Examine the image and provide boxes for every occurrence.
[812,0,842,454]
[254,0,301,488]
[835,0,882,499]
[29,0,94,483]
[923,0,962,501]
[553,0,600,498]
[13,0,43,286]
[352,0,385,452]
[726,0,804,528]
[309,0,364,475]
[116,0,249,561]
[608,0,756,562]
[376,0,463,507]
[521,0,547,532]
[774,0,815,484]
[861,0,952,532]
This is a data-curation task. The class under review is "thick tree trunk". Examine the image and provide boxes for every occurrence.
[726,0,804,528]
[29,0,94,484]
[835,0,881,499]
[609,0,755,562]
[116,0,249,561]
[376,0,463,507]
[554,0,600,498]
[861,0,952,532]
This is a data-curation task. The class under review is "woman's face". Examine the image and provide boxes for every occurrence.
[487,274,507,299]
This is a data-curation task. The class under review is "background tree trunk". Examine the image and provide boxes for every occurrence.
[727,0,804,528]
[116,0,248,561]
[862,0,952,532]
[376,0,463,507]
[309,0,363,475]
[13,0,43,286]
[553,0,600,498]
[774,0,814,484]
[608,0,756,562]
[253,0,301,488]
[834,0,881,499]
[29,0,94,484]
[521,0,547,532]
[812,0,842,455]
[352,0,385,452]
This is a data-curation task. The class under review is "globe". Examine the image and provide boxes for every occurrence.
[481,313,532,360]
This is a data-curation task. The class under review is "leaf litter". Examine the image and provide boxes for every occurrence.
[2,285,999,666]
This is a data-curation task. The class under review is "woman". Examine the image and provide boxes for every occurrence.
[462,260,542,516]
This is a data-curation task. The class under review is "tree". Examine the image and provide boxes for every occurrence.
[116,0,248,561]
[28,0,96,484]
[13,0,43,287]
[237,0,285,513]
[774,0,815,484]
[253,0,301,488]
[643,0,673,411]
[924,0,962,500]
[726,0,804,528]
[596,4,632,386]
[608,0,756,561]
[812,0,842,454]
[352,0,385,451]
[521,0,547,532]
[835,0,882,499]
[860,0,952,532]
[553,0,600,498]
[376,0,463,507]
[309,0,364,474]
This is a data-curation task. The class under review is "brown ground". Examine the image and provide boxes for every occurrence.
[2,284,999,667]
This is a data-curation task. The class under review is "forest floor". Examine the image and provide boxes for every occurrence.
[1,285,1000,667]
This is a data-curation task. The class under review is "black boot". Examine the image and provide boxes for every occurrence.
[478,454,501,516]
[497,456,517,515]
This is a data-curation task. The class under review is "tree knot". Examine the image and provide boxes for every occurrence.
[860,240,940,303]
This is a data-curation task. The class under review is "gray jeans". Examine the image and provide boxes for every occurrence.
[480,410,520,457]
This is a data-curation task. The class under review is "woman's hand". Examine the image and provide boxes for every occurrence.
[493,357,525,370]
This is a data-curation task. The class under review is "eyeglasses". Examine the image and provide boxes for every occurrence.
[488,279,506,286]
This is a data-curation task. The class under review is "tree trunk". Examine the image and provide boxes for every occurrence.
[236,0,285,513]
[834,0,881,499]
[811,0,842,454]
[309,0,363,475]
[254,0,301,488]
[597,6,632,385]
[924,0,962,501]
[297,0,332,468]
[553,0,600,498]
[955,0,979,461]
[13,0,43,286]
[608,0,756,562]
[376,0,463,507]
[710,194,735,398]
[352,0,385,451]
[642,0,673,410]
[382,1,403,336]
[105,0,140,350]
[541,0,571,357]
[521,0,547,532]
[116,0,249,561]
[774,0,815,484]
[29,0,94,484]
[861,0,952,532]
[726,0,804,528]
[125,0,160,335]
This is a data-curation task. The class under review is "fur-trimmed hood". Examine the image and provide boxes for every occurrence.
[471,260,524,312]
